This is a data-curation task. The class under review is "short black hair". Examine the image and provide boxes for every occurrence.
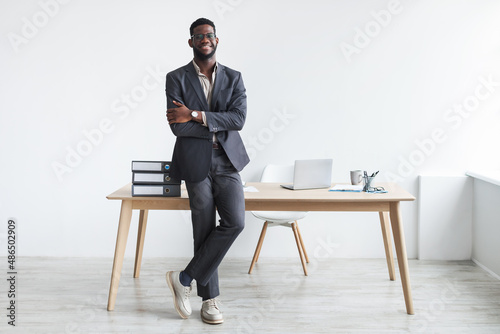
[190,18,216,36]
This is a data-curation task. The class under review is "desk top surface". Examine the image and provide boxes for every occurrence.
[107,182,415,202]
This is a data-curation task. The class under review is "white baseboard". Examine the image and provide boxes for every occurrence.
[472,258,500,281]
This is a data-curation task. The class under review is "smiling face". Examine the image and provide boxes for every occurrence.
[189,24,219,61]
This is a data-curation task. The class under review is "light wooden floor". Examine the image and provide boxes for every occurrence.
[2,257,500,333]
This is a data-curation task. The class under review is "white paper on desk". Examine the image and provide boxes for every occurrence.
[243,186,259,192]
[329,184,363,192]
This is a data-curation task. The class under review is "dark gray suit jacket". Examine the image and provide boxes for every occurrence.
[166,61,250,182]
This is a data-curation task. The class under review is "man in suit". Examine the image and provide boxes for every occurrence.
[165,18,249,325]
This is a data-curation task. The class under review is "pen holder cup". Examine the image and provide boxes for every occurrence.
[363,176,375,192]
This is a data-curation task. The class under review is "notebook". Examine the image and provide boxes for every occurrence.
[280,159,333,190]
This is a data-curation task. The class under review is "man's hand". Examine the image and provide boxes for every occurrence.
[166,101,191,124]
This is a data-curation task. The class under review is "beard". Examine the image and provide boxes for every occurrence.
[193,44,217,61]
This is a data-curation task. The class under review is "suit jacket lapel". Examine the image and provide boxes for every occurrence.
[185,62,209,111]
[211,64,225,112]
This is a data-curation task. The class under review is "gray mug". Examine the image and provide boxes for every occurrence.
[350,170,364,185]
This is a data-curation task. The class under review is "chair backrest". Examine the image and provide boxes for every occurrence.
[260,164,295,183]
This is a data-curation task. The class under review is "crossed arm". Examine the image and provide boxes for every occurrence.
[165,72,247,139]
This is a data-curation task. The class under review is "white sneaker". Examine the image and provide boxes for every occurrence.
[201,298,224,324]
[166,271,192,318]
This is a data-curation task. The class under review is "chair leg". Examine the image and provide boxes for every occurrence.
[295,222,309,263]
[248,221,269,274]
[292,222,308,276]
[254,221,269,263]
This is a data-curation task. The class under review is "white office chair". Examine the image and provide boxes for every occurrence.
[249,164,310,276]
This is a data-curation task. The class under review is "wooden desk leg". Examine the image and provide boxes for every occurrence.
[389,202,414,315]
[107,200,133,311]
[379,212,395,281]
[134,209,149,278]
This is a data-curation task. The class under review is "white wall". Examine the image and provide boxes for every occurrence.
[418,175,472,260]
[471,177,500,278]
[1,0,500,259]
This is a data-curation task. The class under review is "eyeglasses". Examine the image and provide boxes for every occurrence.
[366,186,386,193]
[191,33,216,41]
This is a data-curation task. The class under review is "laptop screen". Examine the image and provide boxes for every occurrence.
[292,159,333,190]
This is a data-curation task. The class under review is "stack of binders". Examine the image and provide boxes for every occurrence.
[131,161,181,197]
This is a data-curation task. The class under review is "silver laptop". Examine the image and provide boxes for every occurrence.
[281,159,333,190]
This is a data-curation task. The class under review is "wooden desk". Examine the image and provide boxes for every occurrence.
[106,182,415,314]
